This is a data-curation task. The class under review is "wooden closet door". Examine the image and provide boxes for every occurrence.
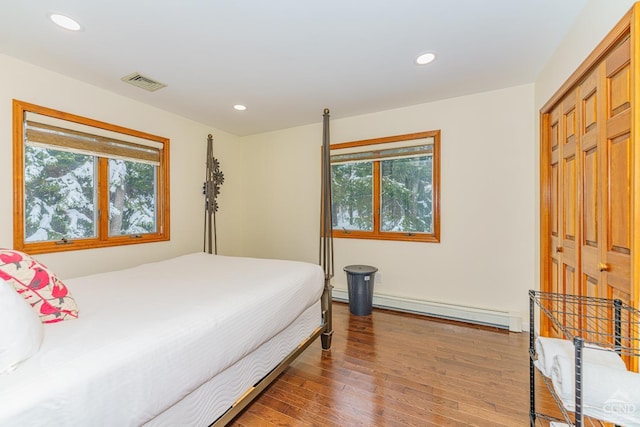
[577,39,632,344]
[548,106,562,336]
[602,38,632,307]
[542,90,582,335]
[579,66,614,344]
[580,69,604,302]
[540,6,638,352]
[560,91,581,302]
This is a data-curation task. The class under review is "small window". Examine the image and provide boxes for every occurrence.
[330,131,440,243]
[13,100,170,254]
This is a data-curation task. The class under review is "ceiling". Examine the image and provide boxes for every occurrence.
[0,1,589,136]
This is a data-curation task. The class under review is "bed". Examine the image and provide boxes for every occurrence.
[0,252,332,426]
[2,108,336,426]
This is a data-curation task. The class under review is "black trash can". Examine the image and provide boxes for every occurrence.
[343,265,378,316]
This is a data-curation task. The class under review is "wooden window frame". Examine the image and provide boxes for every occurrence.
[12,99,170,254]
[331,130,440,243]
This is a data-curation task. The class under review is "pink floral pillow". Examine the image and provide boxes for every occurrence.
[0,249,78,323]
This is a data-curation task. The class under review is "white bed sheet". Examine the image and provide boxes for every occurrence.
[0,253,324,427]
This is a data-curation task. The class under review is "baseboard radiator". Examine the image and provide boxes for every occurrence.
[332,289,522,332]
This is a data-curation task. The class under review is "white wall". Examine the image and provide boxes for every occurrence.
[240,84,536,327]
[535,0,636,110]
[4,0,630,327]
[0,54,245,278]
[533,0,636,296]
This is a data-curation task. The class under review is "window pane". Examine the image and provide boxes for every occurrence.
[109,159,157,236]
[381,155,433,233]
[331,162,373,231]
[24,146,96,242]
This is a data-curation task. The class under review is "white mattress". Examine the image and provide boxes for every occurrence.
[146,300,321,426]
[0,253,324,427]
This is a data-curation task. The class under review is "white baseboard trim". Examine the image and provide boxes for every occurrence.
[332,289,522,332]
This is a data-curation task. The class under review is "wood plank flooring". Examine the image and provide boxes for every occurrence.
[228,302,562,426]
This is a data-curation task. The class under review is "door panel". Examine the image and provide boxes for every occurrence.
[582,274,603,342]
[580,69,604,299]
[549,106,562,302]
[604,41,631,303]
[563,154,577,242]
[581,143,600,284]
[563,265,578,329]
[582,147,597,247]
[561,93,580,302]
[547,106,562,337]
[550,258,560,336]
[608,135,631,255]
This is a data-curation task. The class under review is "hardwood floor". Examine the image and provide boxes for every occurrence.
[228,302,560,426]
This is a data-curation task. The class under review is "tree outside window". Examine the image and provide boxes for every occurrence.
[108,159,157,236]
[13,100,170,254]
[24,147,96,242]
[330,131,440,243]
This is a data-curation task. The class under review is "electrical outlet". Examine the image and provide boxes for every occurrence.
[376,272,382,283]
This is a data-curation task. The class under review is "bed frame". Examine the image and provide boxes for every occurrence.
[211,109,335,426]
[212,300,331,425]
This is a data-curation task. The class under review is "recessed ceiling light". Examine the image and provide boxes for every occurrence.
[233,104,247,111]
[49,13,82,31]
[415,52,436,65]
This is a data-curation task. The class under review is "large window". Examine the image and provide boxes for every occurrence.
[331,131,440,243]
[13,100,170,254]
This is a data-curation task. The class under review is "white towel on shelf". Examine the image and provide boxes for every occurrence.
[549,422,570,427]
[535,337,573,377]
[550,354,640,427]
[534,336,626,378]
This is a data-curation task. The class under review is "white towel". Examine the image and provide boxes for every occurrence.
[550,354,640,426]
[534,337,626,378]
[549,422,570,427]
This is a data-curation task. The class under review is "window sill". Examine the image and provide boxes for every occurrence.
[332,230,439,243]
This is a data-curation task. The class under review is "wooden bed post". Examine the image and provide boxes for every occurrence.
[320,108,334,350]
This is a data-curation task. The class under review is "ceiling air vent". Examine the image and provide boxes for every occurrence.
[121,72,167,92]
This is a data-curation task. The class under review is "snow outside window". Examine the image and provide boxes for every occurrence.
[329,131,440,243]
[24,146,98,242]
[13,100,170,254]
[108,159,157,237]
